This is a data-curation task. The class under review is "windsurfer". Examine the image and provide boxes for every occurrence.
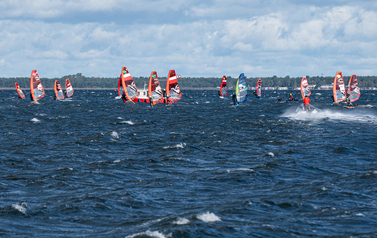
[303,95,311,111]
[288,93,294,101]
[253,90,257,96]
[232,93,238,105]
[346,97,353,107]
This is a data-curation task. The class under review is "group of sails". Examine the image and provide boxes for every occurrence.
[332,71,360,107]
[117,67,182,106]
[15,70,74,102]
[218,73,262,106]
[296,71,361,113]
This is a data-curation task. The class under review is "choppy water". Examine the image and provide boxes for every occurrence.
[1,89,377,237]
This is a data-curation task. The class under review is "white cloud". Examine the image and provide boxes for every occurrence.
[1,1,377,78]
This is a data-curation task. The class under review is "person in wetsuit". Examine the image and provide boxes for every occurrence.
[232,93,238,105]
[303,95,311,111]
[288,93,294,101]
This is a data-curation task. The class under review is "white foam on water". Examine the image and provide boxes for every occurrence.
[111,131,119,139]
[163,143,186,149]
[205,101,210,103]
[12,203,27,214]
[227,168,253,173]
[121,120,134,125]
[173,217,190,225]
[197,211,221,223]
[355,213,365,217]
[117,117,123,120]
[115,96,121,99]
[281,107,377,123]
[113,159,121,163]
[126,230,166,238]
[267,152,274,157]
[31,118,40,123]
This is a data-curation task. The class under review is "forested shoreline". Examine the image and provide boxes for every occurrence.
[1,73,377,89]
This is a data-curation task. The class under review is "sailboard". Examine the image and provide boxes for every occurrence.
[219,75,228,98]
[148,71,163,105]
[256,78,262,98]
[54,80,65,100]
[165,69,181,104]
[236,73,247,104]
[333,71,346,103]
[347,74,360,103]
[120,67,139,104]
[65,78,74,98]
[300,76,311,99]
[30,70,45,102]
[15,83,25,99]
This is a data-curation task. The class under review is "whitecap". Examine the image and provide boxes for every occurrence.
[12,203,27,214]
[227,168,253,173]
[31,118,40,123]
[111,131,119,139]
[126,230,166,238]
[163,143,186,149]
[197,211,221,223]
[117,117,123,120]
[173,217,190,225]
[267,152,274,157]
[355,213,365,217]
[121,120,134,125]
[114,159,121,163]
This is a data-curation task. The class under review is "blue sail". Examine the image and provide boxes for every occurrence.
[236,73,247,104]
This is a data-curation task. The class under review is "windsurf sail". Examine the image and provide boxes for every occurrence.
[347,74,360,103]
[54,80,65,100]
[120,67,139,103]
[166,69,181,103]
[117,75,123,97]
[148,71,163,105]
[256,78,262,97]
[65,78,74,98]
[333,71,346,103]
[30,70,45,102]
[220,75,228,97]
[15,83,25,99]
[236,73,247,104]
[300,76,311,98]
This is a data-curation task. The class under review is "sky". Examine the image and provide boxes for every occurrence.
[1,0,377,78]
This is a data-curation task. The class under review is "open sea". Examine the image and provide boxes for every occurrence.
[1,89,377,237]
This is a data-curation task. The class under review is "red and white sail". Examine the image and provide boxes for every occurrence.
[148,71,163,105]
[333,71,346,103]
[30,70,45,102]
[256,78,262,97]
[15,83,25,99]
[300,76,311,99]
[219,76,227,97]
[54,80,65,100]
[347,74,360,103]
[65,78,74,98]
[165,69,181,103]
[120,67,139,103]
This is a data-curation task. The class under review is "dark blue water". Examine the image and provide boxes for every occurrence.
[1,89,377,237]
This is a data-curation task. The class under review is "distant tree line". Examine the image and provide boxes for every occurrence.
[1,73,377,89]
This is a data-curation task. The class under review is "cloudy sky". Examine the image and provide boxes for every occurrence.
[1,0,377,78]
